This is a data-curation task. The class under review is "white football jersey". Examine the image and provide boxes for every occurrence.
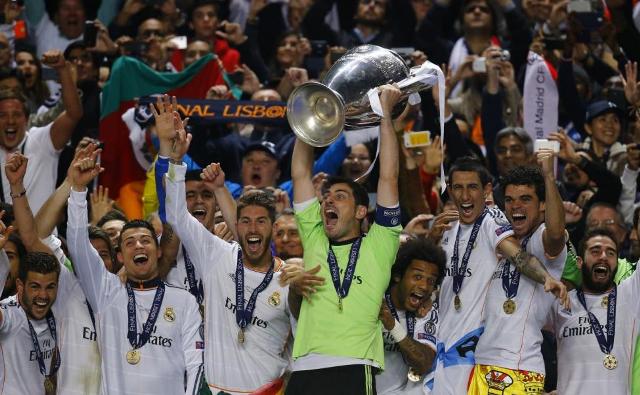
[548,271,640,395]
[377,307,436,395]
[67,190,204,395]
[475,224,566,374]
[431,207,514,395]
[166,163,291,394]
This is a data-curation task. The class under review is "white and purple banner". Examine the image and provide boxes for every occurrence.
[523,51,558,141]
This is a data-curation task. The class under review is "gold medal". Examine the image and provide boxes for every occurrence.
[237,328,245,344]
[44,377,54,394]
[407,368,422,382]
[454,295,462,311]
[604,354,618,370]
[338,297,343,312]
[268,291,281,307]
[126,349,141,365]
[503,299,516,315]
[164,307,175,322]
[199,304,205,319]
[601,296,609,308]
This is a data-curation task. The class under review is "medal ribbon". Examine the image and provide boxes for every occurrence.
[384,292,415,338]
[501,234,532,299]
[576,286,617,355]
[235,250,274,329]
[126,281,166,349]
[182,246,203,305]
[452,210,487,296]
[26,310,61,378]
[327,237,363,302]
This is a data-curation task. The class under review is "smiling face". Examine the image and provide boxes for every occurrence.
[394,259,439,312]
[449,170,491,224]
[0,98,27,151]
[241,150,280,189]
[341,144,371,180]
[578,235,618,293]
[15,52,38,89]
[586,112,621,150]
[54,0,86,39]
[237,205,273,266]
[185,180,216,229]
[504,184,544,238]
[17,271,59,320]
[273,215,303,259]
[117,227,160,282]
[321,182,367,241]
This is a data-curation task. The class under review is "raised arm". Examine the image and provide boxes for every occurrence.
[291,137,316,204]
[0,217,13,325]
[66,144,114,311]
[498,237,569,308]
[41,50,83,150]
[537,150,566,257]
[376,85,402,207]
[5,154,51,253]
[152,95,234,274]
[201,163,238,240]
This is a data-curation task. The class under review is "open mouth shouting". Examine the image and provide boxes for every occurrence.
[460,202,474,217]
[132,253,149,266]
[406,290,426,311]
[250,172,263,186]
[4,128,18,143]
[31,298,51,316]
[190,207,207,223]
[510,212,527,229]
[245,234,263,255]
[592,263,610,281]
[323,207,339,230]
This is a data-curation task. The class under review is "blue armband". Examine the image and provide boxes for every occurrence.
[375,205,401,227]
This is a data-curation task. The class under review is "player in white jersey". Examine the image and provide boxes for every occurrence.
[430,157,568,395]
[470,151,567,394]
[154,95,291,394]
[65,143,204,395]
[547,228,639,394]
[4,151,104,395]
[377,237,446,395]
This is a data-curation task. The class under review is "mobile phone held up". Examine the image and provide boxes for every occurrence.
[84,20,98,48]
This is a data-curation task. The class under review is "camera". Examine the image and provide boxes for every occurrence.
[472,50,510,73]
[568,0,604,30]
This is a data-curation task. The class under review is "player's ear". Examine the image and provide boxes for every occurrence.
[576,256,583,270]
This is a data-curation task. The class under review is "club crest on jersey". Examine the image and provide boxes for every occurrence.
[268,291,281,307]
[485,370,513,391]
[164,307,176,322]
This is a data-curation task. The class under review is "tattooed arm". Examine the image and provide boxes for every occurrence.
[498,237,569,308]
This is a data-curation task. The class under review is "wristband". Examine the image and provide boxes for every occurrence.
[389,319,408,343]
[10,189,26,199]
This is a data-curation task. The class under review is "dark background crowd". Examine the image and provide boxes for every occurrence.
[0,0,639,392]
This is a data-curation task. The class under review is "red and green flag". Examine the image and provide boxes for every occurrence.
[99,54,222,219]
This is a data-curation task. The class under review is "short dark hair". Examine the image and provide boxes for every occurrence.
[392,237,447,285]
[117,220,159,249]
[321,175,370,208]
[96,209,128,228]
[495,127,534,155]
[189,0,219,21]
[577,227,619,258]
[18,252,60,281]
[7,233,26,264]
[501,166,545,202]
[448,156,492,186]
[237,190,276,223]
[185,170,202,182]
[276,208,295,220]
[64,40,99,66]
[0,88,29,116]
[88,225,116,261]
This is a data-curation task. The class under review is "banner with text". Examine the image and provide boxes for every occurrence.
[139,97,288,126]
[523,51,558,141]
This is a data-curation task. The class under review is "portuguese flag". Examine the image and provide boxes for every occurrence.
[99,54,222,219]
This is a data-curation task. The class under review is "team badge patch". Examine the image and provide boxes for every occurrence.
[164,307,176,322]
[268,291,281,307]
